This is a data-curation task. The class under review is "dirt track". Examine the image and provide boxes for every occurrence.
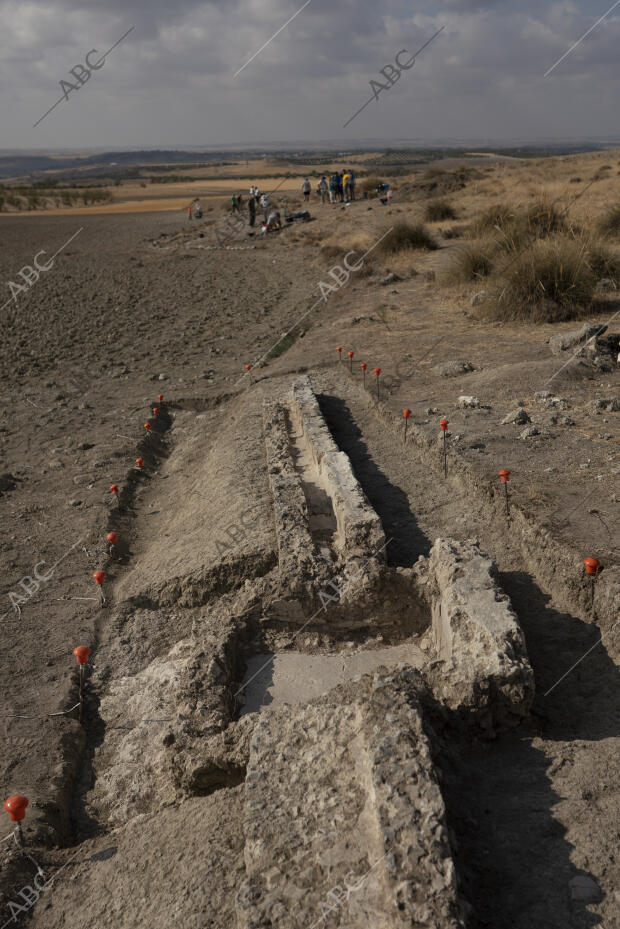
[0,196,618,928]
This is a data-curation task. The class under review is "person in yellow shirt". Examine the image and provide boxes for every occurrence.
[343,171,351,202]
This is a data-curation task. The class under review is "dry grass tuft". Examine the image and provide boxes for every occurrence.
[441,240,494,284]
[424,199,457,221]
[470,202,515,236]
[485,236,597,323]
[377,222,437,255]
[586,240,620,282]
[597,203,620,239]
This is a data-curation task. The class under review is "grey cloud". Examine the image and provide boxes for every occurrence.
[1,0,619,147]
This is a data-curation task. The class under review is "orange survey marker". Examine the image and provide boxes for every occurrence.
[93,570,106,605]
[439,419,449,478]
[403,408,412,441]
[4,795,28,823]
[499,469,511,517]
[374,368,381,400]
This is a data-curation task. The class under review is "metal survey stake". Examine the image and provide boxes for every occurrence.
[73,646,91,724]
[361,362,367,387]
[348,350,354,372]
[583,556,601,606]
[499,469,511,517]
[374,368,381,400]
[93,570,106,605]
[403,409,411,441]
[440,419,449,478]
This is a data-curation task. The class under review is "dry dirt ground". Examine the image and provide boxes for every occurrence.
[0,149,618,928]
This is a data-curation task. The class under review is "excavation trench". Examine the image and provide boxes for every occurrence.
[18,374,617,929]
[309,372,619,928]
[285,405,339,564]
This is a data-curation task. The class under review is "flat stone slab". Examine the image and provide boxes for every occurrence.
[236,668,464,928]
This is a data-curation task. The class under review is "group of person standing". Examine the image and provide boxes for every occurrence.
[247,185,281,231]
[302,171,356,205]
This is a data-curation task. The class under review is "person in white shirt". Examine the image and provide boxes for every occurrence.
[260,193,270,221]
[249,185,255,200]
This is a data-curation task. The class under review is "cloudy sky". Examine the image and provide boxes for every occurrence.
[1,0,619,150]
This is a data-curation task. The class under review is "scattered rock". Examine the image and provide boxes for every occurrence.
[501,409,531,425]
[550,413,575,425]
[350,314,376,325]
[545,397,569,410]
[534,390,553,401]
[549,322,608,355]
[458,395,481,409]
[380,271,401,285]
[69,499,82,507]
[433,360,474,377]
[520,426,540,439]
[470,291,487,306]
[592,396,620,411]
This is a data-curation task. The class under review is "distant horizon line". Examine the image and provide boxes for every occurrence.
[3,136,620,156]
